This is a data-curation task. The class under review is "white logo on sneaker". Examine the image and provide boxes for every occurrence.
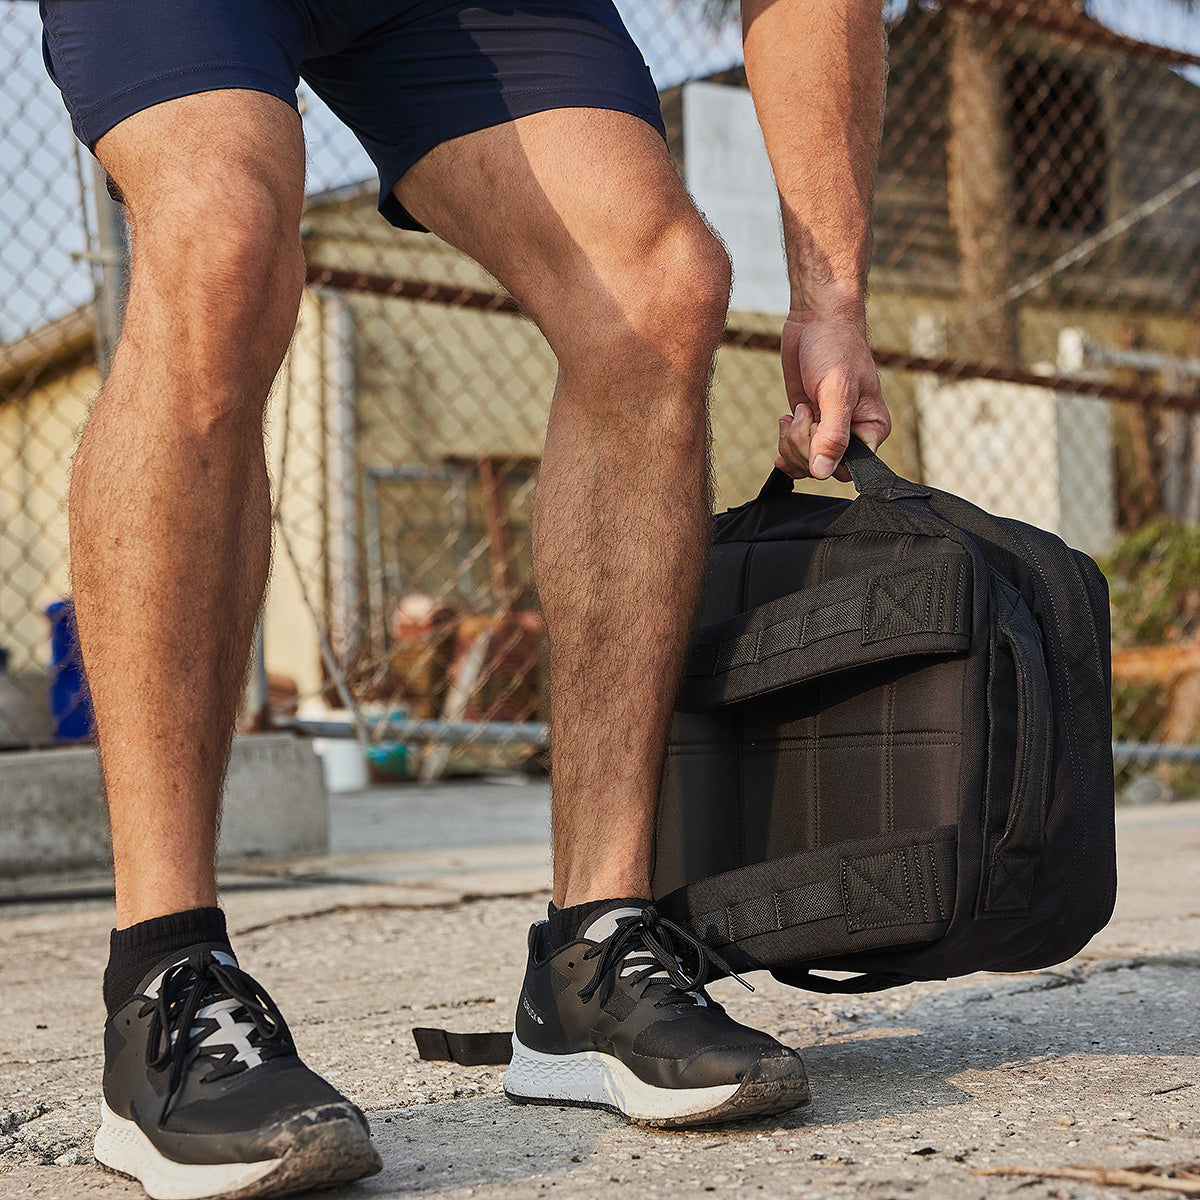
[522,994,544,1025]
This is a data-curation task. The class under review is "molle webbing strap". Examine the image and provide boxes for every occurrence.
[662,831,958,952]
[412,1027,513,1066]
[680,554,971,710]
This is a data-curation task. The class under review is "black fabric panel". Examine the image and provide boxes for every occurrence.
[656,711,744,887]
[761,743,817,863]
[816,740,887,846]
[657,615,971,895]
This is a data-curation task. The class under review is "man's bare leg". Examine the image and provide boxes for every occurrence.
[397,110,808,1126]
[72,91,306,927]
[74,90,383,1194]
[396,110,730,906]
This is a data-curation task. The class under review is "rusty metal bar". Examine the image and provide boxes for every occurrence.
[284,715,550,747]
[305,265,521,314]
[869,351,1200,415]
[1113,742,1200,767]
[307,265,1200,415]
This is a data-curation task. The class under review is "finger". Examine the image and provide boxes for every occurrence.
[775,417,806,478]
[853,426,881,453]
[775,418,799,477]
[781,332,806,411]
[777,407,813,478]
[808,371,855,480]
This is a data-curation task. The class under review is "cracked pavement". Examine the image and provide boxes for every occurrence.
[1,787,1197,1200]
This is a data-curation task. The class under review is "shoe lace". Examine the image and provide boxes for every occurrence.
[577,905,753,1008]
[140,951,290,1117]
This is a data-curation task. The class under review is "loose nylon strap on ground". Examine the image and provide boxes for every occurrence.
[412,1027,513,1065]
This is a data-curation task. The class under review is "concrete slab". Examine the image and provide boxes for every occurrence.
[0,803,1196,1200]
[0,733,328,878]
[329,777,550,855]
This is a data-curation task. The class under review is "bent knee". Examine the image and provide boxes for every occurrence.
[558,215,731,378]
[659,218,733,334]
[628,216,730,356]
[120,178,304,400]
[128,176,304,329]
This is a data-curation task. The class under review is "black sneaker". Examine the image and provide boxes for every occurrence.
[94,944,382,1200]
[504,902,810,1127]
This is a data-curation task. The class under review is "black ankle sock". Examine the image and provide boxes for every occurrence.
[104,906,230,1016]
[545,897,647,949]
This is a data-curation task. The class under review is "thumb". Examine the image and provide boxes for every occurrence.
[851,419,883,454]
[808,376,853,480]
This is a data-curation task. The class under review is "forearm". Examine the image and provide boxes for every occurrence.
[742,0,886,324]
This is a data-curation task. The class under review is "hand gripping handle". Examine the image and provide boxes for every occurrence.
[756,435,930,504]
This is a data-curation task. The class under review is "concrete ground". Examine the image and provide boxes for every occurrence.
[1,784,1197,1200]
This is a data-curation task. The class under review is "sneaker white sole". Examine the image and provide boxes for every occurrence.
[504,1035,741,1123]
[94,1102,281,1200]
[93,1099,382,1200]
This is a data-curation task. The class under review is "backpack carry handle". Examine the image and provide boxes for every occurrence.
[756,435,930,503]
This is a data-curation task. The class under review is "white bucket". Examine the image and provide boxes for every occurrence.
[312,738,369,793]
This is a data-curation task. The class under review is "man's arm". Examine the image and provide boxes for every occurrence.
[741,0,890,480]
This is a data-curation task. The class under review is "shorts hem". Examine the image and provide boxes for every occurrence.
[72,65,298,149]
[376,90,667,231]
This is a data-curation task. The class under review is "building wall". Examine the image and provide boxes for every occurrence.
[0,365,95,674]
[263,290,327,701]
[2,186,1194,713]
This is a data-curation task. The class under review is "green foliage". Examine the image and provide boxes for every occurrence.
[1101,520,1200,649]
[1105,523,1200,798]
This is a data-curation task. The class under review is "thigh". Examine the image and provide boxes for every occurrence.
[300,0,666,232]
[394,107,711,352]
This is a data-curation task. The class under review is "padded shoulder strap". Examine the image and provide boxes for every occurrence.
[680,553,971,710]
[658,828,957,963]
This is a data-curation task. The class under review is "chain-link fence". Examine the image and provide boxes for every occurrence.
[1,0,1198,799]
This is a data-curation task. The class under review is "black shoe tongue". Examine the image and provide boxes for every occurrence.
[578,903,707,1004]
[136,945,240,999]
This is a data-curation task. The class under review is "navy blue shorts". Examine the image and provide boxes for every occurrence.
[40,0,665,230]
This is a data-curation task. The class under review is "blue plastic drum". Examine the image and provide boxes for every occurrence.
[46,598,94,742]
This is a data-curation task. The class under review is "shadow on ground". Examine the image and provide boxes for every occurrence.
[783,953,1200,1128]
[323,953,1200,1197]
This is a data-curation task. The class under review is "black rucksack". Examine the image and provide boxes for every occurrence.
[652,437,1117,992]
[413,438,1118,1065]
